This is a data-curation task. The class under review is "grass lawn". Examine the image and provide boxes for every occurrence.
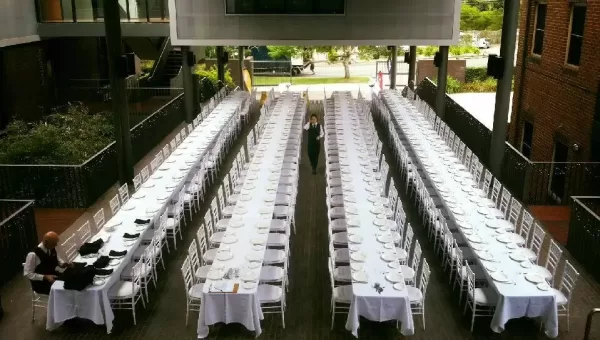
[253,76,369,86]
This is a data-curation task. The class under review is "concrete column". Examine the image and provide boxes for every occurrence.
[238,46,245,89]
[103,0,133,185]
[490,0,520,176]
[390,46,398,89]
[181,46,195,123]
[408,46,417,89]
[435,46,449,120]
[216,46,225,87]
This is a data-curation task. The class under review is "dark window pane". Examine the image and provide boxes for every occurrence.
[536,4,547,30]
[572,6,586,35]
[522,121,534,158]
[568,35,583,65]
[226,0,345,14]
[533,30,544,55]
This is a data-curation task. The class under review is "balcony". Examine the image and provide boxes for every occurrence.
[568,197,600,281]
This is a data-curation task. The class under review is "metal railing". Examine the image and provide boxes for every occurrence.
[567,197,600,282]
[416,78,600,205]
[0,200,38,287]
[584,308,600,340]
[251,60,292,86]
[36,0,169,23]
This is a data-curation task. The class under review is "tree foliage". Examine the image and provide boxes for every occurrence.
[460,4,503,31]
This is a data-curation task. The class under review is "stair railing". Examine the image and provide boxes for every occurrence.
[148,37,172,84]
[584,308,600,340]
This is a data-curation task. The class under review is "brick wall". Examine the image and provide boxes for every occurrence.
[510,0,600,162]
[416,59,467,83]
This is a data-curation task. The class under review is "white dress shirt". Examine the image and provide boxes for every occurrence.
[303,122,325,139]
[23,244,64,281]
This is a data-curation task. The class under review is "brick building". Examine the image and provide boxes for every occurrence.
[509,0,600,163]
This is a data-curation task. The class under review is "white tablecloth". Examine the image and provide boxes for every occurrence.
[47,91,250,334]
[379,90,558,338]
[197,91,303,338]
[325,92,414,337]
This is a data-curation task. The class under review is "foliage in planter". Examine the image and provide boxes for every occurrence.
[0,103,114,165]
[140,60,155,74]
[193,64,235,103]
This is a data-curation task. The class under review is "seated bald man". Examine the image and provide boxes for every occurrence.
[24,232,71,294]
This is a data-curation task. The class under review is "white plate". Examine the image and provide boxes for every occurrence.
[373,218,387,226]
[525,272,545,284]
[252,244,265,251]
[537,282,550,291]
[256,229,269,234]
[132,192,146,199]
[251,237,267,245]
[229,219,244,228]
[207,270,224,280]
[216,251,233,261]
[244,183,256,190]
[350,252,366,262]
[383,243,394,249]
[484,263,498,272]
[490,272,509,282]
[240,194,252,201]
[245,252,262,262]
[345,206,358,215]
[247,262,261,269]
[385,272,404,283]
[350,263,363,272]
[108,258,122,267]
[520,261,533,269]
[509,252,528,262]
[222,235,238,244]
[393,283,406,291]
[348,235,363,244]
[380,252,398,262]
[212,263,225,270]
[471,243,486,251]
[478,251,494,261]
[377,235,394,244]
[258,207,272,214]
[235,207,249,215]
[242,270,260,282]
[351,271,368,283]
[146,206,160,214]
[506,243,518,249]
[92,278,105,286]
[157,193,170,201]
[467,235,484,243]
[348,245,360,252]
[122,203,136,211]
[370,206,384,215]
[477,207,490,215]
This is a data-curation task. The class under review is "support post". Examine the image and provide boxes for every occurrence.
[408,46,417,90]
[435,46,449,120]
[238,46,245,89]
[216,46,225,87]
[182,46,195,123]
[490,0,520,177]
[390,46,398,89]
[103,0,133,185]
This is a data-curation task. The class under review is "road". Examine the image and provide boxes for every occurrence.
[302,45,504,81]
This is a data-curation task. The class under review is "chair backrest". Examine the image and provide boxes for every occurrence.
[443,127,450,144]
[204,211,214,239]
[404,224,414,251]
[470,155,479,176]
[118,183,129,204]
[150,157,160,172]
[133,173,142,191]
[519,210,534,241]
[222,181,231,200]
[170,138,177,151]
[160,211,168,229]
[491,178,502,205]
[420,259,431,297]
[77,221,92,244]
[109,195,120,215]
[457,142,466,163]
[162,144,170,159]
[229,169,238,190]
[463,148,472,169]
[141,166,150,182]
[508,197,523,226]
[187,123,194,134]
[499,187,512,217]
[482,169,493,196]
[545,239,563,285]
[180,128,187,140]
[388,186,399,216]
[411,240,422,272]
[93,208,105,229]
[196,225,208,255]
[60,233,78,262]
[175,133,181,145]
[447,130,455,147]
[452,137,461,154]
[473,161,484,184]
[155,151,164,165]
[210,199,220,226]
[465,263,476,304]
[181,256,194,293]
[558,260,579,302]
[188,239,201,273]
[529,221,546,259]
[216,190,226,212]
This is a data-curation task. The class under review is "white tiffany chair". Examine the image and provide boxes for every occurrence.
[209,198,221,229]
[59,233,78,262]
[396,223,413,265]
[181,256,204,327]
[516,210,534,245]
[216,189,234,219]
[521,221,546,262]
[196,226,217,265]
[140,166,150,183]
[108,261,146,325]
[327,258,352,329]
[109,194,120,215]
[136,212,169,266]
[162,144,170,159]
[407,258,430,330]
[93,208,106,230]
[121,244,156,303]
[498,187,512,218]
[463,263,497,332]
[553,260,579,332]
[480,169,493,197]
[329,240,350,265]
[76,221,92,244]
[118,183,130,204]
[329,255,351,283]
[260,255,289,290]
[132,173,142,191]
[258,275,287,328]
[169,138,177,153]
[263,239,288,266]
[188,239,210,282]
[166,190,185,250]
[28,277,49,321]
[532,238,563,284]
[401,240,422,285]
[204,212,224,248]
[490,178,502,207]
[507,197,523,228]
[451,243,485,305]
[182,183,197,221]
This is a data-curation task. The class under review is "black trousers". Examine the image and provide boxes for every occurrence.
[308,143,320,169]
[31,280,52,295]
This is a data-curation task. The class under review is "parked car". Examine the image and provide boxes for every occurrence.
[477,38,491,49]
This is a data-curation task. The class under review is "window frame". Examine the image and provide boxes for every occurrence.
[565,4,587,67]
[520,120,534,159]
[531,2,547,56]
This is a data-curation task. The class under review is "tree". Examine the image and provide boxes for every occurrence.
[460,4,503,31]
[266,46,303,59]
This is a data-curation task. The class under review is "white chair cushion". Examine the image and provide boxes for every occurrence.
[210,232,225,244]
[166,218,178,229]
[267,233,288,247]
[334,248,350,264]
[258,284,283,303]
[273,206,289,217]
[395,248,408,261]
[333,285,353,303]
[228,194,240,204]
[109,281,141,299]
[260,266,284,282]
[330,207,345,219]
[329,195,345,207]
[263,249,286,264]
[551,288,568,305]
[329,178,342,187]
[194,266,211,280]
[333,266,352,282]
[277,186,293,195]
[470,287,499,305]
[330,219,347,232]
[400,265,415,281]
[270,219,287,232]
[275,194,291,206]
[222,206,234,217]
[184,194,195,203]
[407,286,423,303]
[189,283,205,299]
[332,232,348,245]
[204,249,217,263]
[121,263,152,279]
[216,219,230,231]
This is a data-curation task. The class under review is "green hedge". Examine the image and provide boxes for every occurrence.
[465,67,490,83]
[194,64,235,103]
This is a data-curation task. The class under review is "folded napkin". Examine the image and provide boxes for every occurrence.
[95,268,114,276]
[109,250,127,257]
[123,233,140,239]
[134,218,150,225]
[62,265,96,291]
[78,239,104,256]
[93,256,110,269]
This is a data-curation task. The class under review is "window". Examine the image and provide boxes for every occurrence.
[532,3,547,55]
[521,121,534,158]
[566,5,586,66]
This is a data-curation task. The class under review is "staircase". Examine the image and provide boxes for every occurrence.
[158,48,183,87]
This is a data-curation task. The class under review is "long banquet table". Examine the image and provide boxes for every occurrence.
[47,91,250,334]
[378,89,558,338]
[325,92,414,337]
[197,91,303,338]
